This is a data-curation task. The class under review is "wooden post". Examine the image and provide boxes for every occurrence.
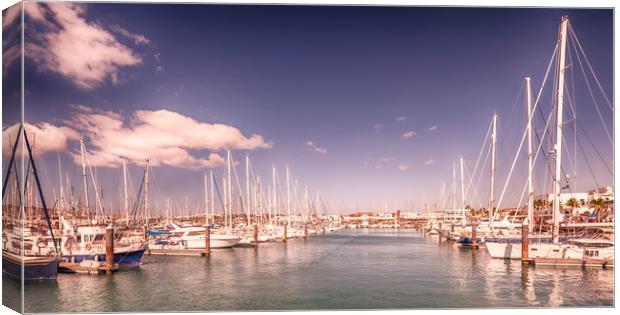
[521,223,529,264]
[303,224,308,240]
[471,223,478,248]
[143,224,148,242]
[438,222,442,242]
[282,223,288,242]
[105,226,114,273]
[204,226,211,256]
[253,224,259,247]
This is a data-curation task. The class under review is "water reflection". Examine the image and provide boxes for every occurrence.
[19,229,613,312]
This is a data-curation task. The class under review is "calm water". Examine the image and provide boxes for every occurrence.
[4,229,614,312]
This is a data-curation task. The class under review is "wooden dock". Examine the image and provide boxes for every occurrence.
[524,258,614,268]
[147,248,207,256]
[58,262,119,275]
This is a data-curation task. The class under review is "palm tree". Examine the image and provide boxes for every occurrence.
[589,198,606,221]
[566,198,580,221]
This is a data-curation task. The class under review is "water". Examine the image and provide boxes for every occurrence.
[4,229,614,312]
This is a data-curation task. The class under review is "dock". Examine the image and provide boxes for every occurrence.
[147,248,208,256]
[524,258,614,268]
[58,262,119,275]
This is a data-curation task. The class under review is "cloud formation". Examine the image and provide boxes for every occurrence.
[64,106,272,169]
[399,164,409,172]
[305,141,327,154]
[2,122,80,156]
[401,131,416,140]
[428,125,439,132]
[424,159,434,166]
[397,116,407,122]
[23,3,144,90]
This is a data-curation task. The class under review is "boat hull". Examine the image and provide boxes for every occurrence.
[2,251,60,280]
[63,249,146,268]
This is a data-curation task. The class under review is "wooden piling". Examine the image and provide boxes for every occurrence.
[282,223,288,242]
[521,223,529,264]
[471,223,478,248]
[438,222,442,242]
[253,224,259,247]
[105,226,114,274]
[303,224,308,240]
[204,226,211,256]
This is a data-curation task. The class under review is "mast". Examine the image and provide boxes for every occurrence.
[552,16,569,243]
[272,165,277,220]
[58,155,65,211]
[460,156,465,217]
[246,154,251,225]
[315,191,321,218]
[526,76,534,232]
[223,175,228,229]
[286,165,291,225]
[210,170,214,225]
[204,173,209,226]
[144,158,150,228]
[452,161,456,213]
[227,150,232,229]
[304,185,309,221]
[123,159,129,226]
[80,137,89,217]
[489,113,497,222]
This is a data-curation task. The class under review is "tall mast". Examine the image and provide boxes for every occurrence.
[452,161,456,212]
[489,113,497,222]
[210,170,214,224]
[552,16,569,243]
[204,173,209,226]
[526,77,534,232]
[460,156,465,216]
[272,165,277,219]
[80,137,89,217]
[123,159,129,226]
[226,150,232,229]
[304,185,309,220]
[315,191,321,218]
[286,165,291,225]
[246,154,251,225]
[144,158,150,228]
[58,154,65,211]
[222,175,228,228]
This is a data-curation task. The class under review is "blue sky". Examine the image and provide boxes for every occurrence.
[2,4,613,214]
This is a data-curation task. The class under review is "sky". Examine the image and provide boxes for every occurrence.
[1,3,614,215]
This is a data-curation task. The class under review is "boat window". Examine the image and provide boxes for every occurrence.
[94,234,104,241]
[76,235,81,243]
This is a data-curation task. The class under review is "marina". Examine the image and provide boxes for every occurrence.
[1,3,615,313]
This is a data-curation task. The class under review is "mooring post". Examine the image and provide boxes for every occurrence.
[253,224,259,247]
[143,224,148,242]
[282,223,288,243]
[204,225,211,256]
[105,226,115,273]
[471,222,478,248]
[438,222,443,242]
[521,223,529,264]
[303,224,308,240]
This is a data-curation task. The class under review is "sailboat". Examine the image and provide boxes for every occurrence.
[2,125,60,280]
[486,16,614,262]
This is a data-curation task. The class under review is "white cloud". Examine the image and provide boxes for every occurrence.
[424,159,434,166]
[110,25,151,45]
[401,131,416,140]
[2,122,79,156]
[399,164,409,171]
[428,125,439,132]
[305,141,327,154]
[397,116,407,122]
[24,3,143,90]
[64,106,272,169]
